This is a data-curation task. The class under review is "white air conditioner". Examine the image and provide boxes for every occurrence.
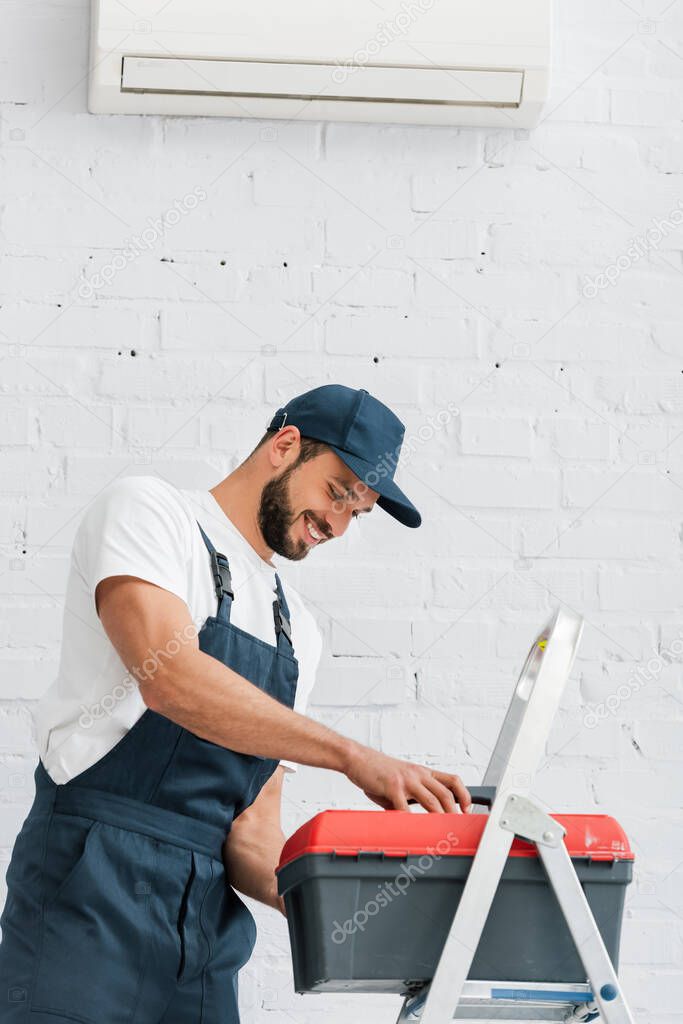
[88,0,551,128]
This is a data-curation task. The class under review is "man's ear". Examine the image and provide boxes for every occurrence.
[269,425,301,469]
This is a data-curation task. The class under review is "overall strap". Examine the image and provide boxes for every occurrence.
[197,521,234,621]
[273,572,293,647]
[198,520,292,648]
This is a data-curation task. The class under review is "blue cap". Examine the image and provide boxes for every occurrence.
[266,384,421,528]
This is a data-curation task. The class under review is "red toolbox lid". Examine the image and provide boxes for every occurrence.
[277,810,633,870]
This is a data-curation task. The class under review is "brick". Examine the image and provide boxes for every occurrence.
[298,564,425,609]
[24,501,88,550]
[0,556,70,596]
[264,358,431,406]
[411,620,494,660]
[307,708,379,750]
[419,462,559,509]
[576,619,657,663]
[610,89,683,127]
[547,710,624,758]
[94,354,263,402]
[311,658,410,706]
[242,267,313,306]
[0,306,149,351]
[0,454,62,496]
[416,518,516,558]
[403,220,480,260]
[632,721,683,761]
[0,403,33,445]
[593,766,683,809]
[125,406,201,450]
[541,418,612,460]
[85,255,247,303]
[312,266,413,308]
[37,403,112,448]
[540,519,679,560]
[0,706,36,754]
[599,570,683,612]
[620,918,678,967]
[415,266,573,315]
[325,312,479,359]
[0,801,35,848]
[460,414,533,458]
[378,706,467,759]
[203,404,275,455]
[0,505,25,545]
[563,468,683,513]
[0,655,59,700]
[0,604,63,648]
[324,124,481,166]
[330,619,411,658]
[254,167,409,215]
[171,208,326,261]
[415,660,515,710]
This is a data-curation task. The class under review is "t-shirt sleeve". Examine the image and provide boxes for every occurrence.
[75,475,192,610]
[279,612,323,774]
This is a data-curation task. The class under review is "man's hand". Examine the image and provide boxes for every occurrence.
[344,746,471,813]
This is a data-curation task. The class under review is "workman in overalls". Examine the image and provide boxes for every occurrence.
[0,384,471,1023]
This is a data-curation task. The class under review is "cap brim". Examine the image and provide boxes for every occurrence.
[327,445,422,528]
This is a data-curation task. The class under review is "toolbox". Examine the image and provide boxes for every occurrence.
[275,609,638,1024]
[277,808,633,994]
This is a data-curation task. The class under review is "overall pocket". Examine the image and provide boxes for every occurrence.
[41,814,100,911]
[31,819,155,1024]
[202,868,258,977]
[175,850,216,986]
[175,852,196,983]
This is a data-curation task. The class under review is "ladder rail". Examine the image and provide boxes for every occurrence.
[406,609,584,1024]
[536,840,635,1024]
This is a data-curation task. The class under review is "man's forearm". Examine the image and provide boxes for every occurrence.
[222,827,285,912]
[143,648,357,773]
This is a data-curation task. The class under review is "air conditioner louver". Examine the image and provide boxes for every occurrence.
[121,57,525,108]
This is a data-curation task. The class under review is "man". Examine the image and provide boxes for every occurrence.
[0,384,471,1023]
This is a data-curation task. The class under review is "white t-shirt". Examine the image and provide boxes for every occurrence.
[33,475,323,784]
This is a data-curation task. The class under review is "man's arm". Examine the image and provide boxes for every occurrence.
[221,766,288,916]
[96,575,472,814]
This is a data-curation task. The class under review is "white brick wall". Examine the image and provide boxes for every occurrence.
[1,1,682,1020]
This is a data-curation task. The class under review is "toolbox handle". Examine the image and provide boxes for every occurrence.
[466,786,497,807]
[464,782,497,806]
[407,786,496,809]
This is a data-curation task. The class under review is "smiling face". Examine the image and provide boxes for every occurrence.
[257,447,380,561]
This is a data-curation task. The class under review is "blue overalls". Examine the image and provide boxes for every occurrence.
[0,522,298,1023]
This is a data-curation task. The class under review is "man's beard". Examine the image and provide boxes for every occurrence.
[257,466,327,561]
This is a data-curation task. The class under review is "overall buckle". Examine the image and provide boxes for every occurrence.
[210,551,234,601]
[273,599,292,645]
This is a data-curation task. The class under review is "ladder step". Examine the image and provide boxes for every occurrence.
[403,981,595,1022]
